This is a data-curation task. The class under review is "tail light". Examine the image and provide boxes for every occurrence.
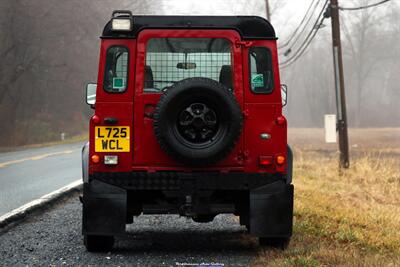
[259,156,273,167]
[276,115,286,126]
[92,115,101,124]
[276,155,286,165]
[91,154,100,164]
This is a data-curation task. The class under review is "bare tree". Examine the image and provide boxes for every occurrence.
[0,0,160,146]
[340,0,398,126]
[280,0,400,127]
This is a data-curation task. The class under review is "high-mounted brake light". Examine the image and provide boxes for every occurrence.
[111,10,133,32]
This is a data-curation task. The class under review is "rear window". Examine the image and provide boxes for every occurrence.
[144,38,232,93]
[103,46,129,92]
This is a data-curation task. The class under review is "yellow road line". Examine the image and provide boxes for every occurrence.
[0,150,76,168]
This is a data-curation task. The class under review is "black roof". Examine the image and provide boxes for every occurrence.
[102,16,276,40]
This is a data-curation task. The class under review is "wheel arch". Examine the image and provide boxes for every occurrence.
[82,142,89,183]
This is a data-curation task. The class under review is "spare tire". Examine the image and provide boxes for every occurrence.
[153,77,243,166]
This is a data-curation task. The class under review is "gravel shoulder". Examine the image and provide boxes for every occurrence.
[0,194,261,267]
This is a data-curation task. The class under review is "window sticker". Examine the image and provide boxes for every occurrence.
[113,77,126,89]
[251,74,264,88]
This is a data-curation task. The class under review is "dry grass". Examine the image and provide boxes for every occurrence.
[253,128,400,267]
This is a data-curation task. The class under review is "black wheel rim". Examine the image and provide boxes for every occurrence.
[176,102,220,145]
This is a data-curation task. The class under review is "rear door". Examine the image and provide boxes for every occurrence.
[132,29,244,169]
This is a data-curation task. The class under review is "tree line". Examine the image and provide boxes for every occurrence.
[281,0,400,127]
[0,0,397,147]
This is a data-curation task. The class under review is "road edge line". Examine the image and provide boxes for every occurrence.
[0,180,82,228]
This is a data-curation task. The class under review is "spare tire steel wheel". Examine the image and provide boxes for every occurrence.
[153,77,243,166]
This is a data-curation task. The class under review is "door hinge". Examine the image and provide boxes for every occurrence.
[237,150,250,163]
[243,109,250,118]
[235,40,253,48]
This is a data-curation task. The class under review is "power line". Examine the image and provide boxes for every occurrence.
[279,0,329,68]
[278,0,323,50]
[279,17,325,69]
[278,0,320,49]
[279,0,390,69]
[278,0,325,59]
[279,0,328,67]
[339,0,391,11]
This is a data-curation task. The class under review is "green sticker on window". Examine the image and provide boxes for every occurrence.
[113,77,125,89]
[251,74,264,87]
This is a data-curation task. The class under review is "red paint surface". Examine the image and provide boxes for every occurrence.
[89,29,287,175]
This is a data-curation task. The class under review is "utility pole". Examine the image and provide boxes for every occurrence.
[329,0,350,169]
[265,0,271,21]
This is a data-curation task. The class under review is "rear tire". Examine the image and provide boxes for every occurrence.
[259,237,290,250]
[84,235,115,252]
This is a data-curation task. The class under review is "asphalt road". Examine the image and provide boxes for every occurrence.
[0,196,259,267]
[0,142,85,216]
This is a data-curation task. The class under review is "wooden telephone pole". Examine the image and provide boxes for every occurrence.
[265,0,271,21]
[329,0,350,169]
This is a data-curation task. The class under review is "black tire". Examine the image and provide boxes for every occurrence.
[84,235,115,252]
[153,77,243,166]
[259,237,290,250]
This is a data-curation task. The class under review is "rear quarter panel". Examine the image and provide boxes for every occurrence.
[242,40,287,173]
[89,39,136,174]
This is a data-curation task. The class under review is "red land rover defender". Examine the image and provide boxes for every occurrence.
[83,11,293,251]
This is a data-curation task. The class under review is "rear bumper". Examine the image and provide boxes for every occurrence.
[83,172,293,238]
[89,171,284,190]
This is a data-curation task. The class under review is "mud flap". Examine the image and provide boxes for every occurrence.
[82,180,127,236]
[249,180,293,237]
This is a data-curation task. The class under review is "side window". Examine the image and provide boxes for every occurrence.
[249,47,273,94]
[104,46,129,92]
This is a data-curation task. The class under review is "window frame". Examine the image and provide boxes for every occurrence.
[103,45,130,93]
[248,46,274,94]
[143,37,234,93]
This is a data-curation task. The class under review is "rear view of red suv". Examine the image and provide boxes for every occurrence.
[82,11,293,251]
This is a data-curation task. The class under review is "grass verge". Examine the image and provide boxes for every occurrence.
[253,143,400,266]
